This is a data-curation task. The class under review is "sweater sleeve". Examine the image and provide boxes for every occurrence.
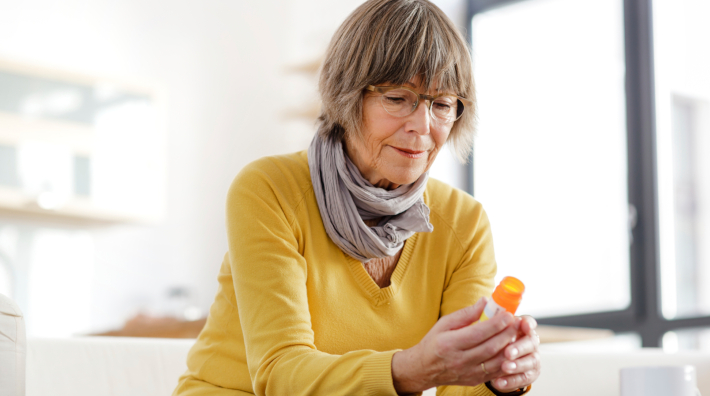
[436,204,498,396]
[226,162,400,396]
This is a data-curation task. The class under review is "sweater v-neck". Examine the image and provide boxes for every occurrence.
[344,232,420,306]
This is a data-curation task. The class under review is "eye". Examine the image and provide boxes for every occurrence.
[383,95,406,104]
[433,97,457,113]
[433,102,451,111]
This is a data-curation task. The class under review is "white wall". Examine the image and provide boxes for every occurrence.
[0,0,467,335]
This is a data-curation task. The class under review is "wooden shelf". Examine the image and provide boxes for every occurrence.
[0,187,159,225]
[537,325,615,344]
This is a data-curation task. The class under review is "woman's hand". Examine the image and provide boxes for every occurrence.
[391,298,519,393]
[488,315,541,393]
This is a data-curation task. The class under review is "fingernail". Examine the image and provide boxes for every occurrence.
[509,347,519,358]
[503,361,516,372]
[498,379,508,388]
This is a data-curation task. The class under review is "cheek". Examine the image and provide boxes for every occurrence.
[363,124,399,155]
[359,132,385,162]
[432,125,452,153]
[361,105,393,154]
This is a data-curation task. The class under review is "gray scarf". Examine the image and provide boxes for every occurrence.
[308,132,434,262]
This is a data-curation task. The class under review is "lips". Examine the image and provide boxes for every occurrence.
[392,146,426,154]
[391,146,428,159]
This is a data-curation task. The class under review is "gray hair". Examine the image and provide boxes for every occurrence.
[318,0,476,162]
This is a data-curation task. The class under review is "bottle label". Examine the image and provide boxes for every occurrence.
[479,299,505,322]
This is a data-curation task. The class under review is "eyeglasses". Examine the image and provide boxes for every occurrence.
[366,85,473,124]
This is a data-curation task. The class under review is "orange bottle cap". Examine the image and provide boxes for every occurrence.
[492,276,525,314]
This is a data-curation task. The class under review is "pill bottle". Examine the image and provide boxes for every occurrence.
[479,276,525,322]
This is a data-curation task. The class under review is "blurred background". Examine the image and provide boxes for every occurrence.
[0,0,708,351]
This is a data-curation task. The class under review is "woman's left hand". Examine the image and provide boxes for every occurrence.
[488,315,541,393]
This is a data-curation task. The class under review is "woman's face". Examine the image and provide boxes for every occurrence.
[345,77,453,190]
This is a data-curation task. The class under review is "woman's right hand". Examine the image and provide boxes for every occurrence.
[391,297,518,394]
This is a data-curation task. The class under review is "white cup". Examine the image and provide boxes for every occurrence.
[620,365,701,396]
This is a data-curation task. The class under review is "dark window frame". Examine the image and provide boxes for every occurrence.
[466,0,710,347]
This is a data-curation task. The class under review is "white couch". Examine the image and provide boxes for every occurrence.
[24,336,710,396]
[26,337,193,396]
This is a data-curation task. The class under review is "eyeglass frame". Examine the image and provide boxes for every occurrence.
[365,85,473,122]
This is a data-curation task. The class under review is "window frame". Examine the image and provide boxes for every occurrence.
[467,0,710,347]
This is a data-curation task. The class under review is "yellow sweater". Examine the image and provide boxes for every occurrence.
[174,151,498,396]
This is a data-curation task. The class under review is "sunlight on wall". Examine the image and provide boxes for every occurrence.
[93,99,164,219]
[27,229,94,337]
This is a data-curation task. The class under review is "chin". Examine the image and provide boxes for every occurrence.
[376,152,432,187]
[385,167,427,186]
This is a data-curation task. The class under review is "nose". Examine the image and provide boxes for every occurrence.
[405,99,431,135]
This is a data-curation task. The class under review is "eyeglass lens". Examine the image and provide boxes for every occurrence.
[380,89,462,122]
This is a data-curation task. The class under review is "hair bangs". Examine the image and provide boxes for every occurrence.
[367,3,463,96]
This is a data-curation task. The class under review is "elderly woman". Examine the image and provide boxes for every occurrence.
[174,0,540,395]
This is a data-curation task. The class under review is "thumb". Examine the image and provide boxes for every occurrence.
[440,297,488,331]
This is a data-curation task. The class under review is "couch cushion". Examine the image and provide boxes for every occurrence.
[26,337,710,396]
[27,336,195,396]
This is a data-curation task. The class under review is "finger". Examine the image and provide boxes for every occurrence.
[476,348,513,378]
[519,315,537,335]
[462,320,518,363]
[492,368,539,393]
[438,297,488,331]
[443,310,514,351]
[510,317,523,342]
[500,352,541,375]
[504,330,540,360]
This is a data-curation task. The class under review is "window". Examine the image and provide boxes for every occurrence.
[470,0,630,318]
[467,0,710,346]
[653,0,710,320]
[663,327,710,352]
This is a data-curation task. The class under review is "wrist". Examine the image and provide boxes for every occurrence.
[485,381,531,396]
[391,346,430,394]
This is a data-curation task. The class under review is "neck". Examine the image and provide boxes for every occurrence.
[370,178,401,190]
[363,218,381,227]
